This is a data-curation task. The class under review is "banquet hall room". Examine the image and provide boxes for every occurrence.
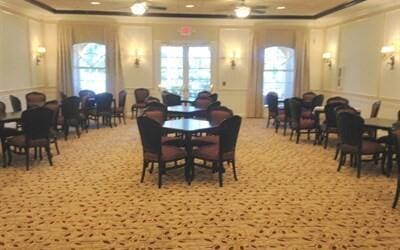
[1,0,400,248]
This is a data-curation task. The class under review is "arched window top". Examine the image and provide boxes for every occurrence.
[73,43,106,68]
[264,46,295,71]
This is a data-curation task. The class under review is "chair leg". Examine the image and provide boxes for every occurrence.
[1,138,7,167]
[337,152,344,172]
[296,130,300,144]
[141,161,148,183]
[290,129,294,140]
[7,145,12,166]
[131,108,135,119]
[232,160,238,181]
[307,130,311,140]
[275,120,279,133]
[96,116,100,129]
[266,117,270,128]
[25,147,30,170]
[393,175,399,208]
[45,145,53,166]
[54,138,60,155]
[123,114,126,124]
[324,132,329,149]
[218,162,224,187]
[64,124,69,141]
[283,122,287,136]
[381,152,386,175]
[149,162,154,173]
[158,163,164,188]
[334,144,340,160]
[75,125,81,138]
[357,154,362,178]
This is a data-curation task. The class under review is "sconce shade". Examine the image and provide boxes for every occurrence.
[322,52,332,59]
[381,45,395,54]
[37,47,46,54]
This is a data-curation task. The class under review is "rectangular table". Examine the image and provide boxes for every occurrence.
[163,119,217,182]
[167,105,205,118]
[364,117,398,176]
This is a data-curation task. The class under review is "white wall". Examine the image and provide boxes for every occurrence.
[0,10,49,111]
[320,8,400,119]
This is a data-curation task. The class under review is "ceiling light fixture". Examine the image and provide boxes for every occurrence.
[185,4,195,8]
[234,6,251,18]
[131,2,147,16]
[276,6,286,10]
[90,1,101,5]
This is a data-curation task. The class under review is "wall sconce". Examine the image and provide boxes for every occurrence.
[322,52,332,68]
[36,46,46,65]
[381,45,396,70]
[230,51,238,70]
[133,49,142,68]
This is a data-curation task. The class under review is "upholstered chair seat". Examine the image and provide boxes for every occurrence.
[193,144,234,161]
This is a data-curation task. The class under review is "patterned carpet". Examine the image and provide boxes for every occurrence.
[0,118,399,249]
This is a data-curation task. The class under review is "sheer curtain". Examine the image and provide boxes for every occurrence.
[57,21,124,96]
[246,27,310,118]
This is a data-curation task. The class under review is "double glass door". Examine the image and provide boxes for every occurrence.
[160,45,212,99]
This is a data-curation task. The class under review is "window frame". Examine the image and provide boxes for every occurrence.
[262,46,295,100]
[154,40,216,99]
[72,42,107,95]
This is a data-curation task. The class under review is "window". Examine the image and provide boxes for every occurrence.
[160,45,212,99]
[73,43,106,94]
[263,46,295,101]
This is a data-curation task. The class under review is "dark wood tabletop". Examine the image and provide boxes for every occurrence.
[163,118,215,133]
[364,118,398,131]
[0,111,23,123]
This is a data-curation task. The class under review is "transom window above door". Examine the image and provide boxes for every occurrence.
[72,43,106,95]
[263,46,295,101]
[160,45,212,99]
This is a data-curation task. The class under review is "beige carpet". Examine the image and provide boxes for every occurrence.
[0,119,399,249]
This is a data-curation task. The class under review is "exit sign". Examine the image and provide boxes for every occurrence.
[179,26,192,36]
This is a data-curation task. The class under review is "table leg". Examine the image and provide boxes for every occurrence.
[184,132,193,183]
[386,131,393,177]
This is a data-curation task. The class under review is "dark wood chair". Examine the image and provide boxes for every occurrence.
[302,91,317,109]
[192,115,242,187]
[365,101,382,138]
[197,91,212,98]
[9,95,22,112]
[333,105,360,160]
[137,116,187,188]
[275,98,291,135]
[289,98,318,144]
[61,96,88,140]
[78,90,96,98]
[209,93,218,103]
[60,91,67,101]
[194,96,212,109]
[321,102,348,148]
[131,88,150,119]
[6,107,53,170]
[43,100,61,154]
[326,96,349,105]
[26,91,46,109]
[88,92,114,129]
[162,91,182,106]
[192,106,234,147]
[337,112,386,178]
[0,102,22,167]
[265,92,279,128]
[113,90,127,124]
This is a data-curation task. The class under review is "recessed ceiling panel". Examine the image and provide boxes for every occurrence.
[24,0,367,19]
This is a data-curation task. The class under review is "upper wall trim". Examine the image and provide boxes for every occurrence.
[24,0,366,20]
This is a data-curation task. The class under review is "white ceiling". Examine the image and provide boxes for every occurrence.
[32,0,353,16]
